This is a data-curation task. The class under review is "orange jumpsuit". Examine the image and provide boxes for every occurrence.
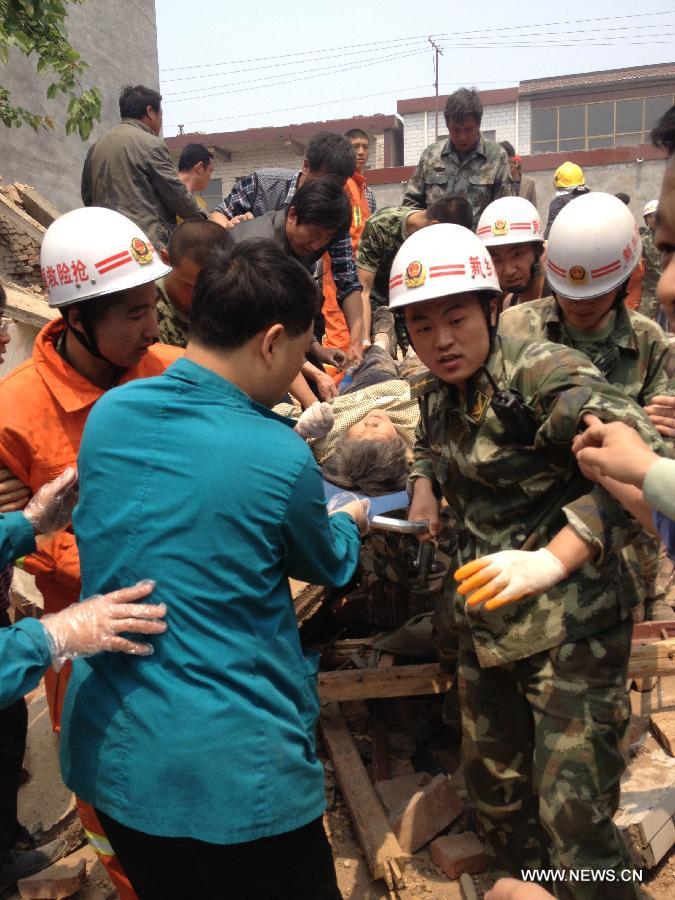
[321,172,372,355]
[0,318,180,899]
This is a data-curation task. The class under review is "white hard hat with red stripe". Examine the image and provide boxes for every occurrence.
[476,196,544,248]
[642,199,658,219]
[389,223,501,310]
[41,207,170,308]
[546,192,641,301]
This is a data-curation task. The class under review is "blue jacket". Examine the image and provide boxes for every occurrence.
[60,358,361,842]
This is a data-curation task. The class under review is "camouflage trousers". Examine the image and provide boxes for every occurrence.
[457,617,640,900]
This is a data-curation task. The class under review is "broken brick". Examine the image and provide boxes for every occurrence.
[431,832,487,879]
[17,856,86,899]
[388,773,464,853]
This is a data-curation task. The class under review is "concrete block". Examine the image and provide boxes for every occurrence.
[17,855,86,899]
[388,773,464,853]
[375,772,433,814]
[431,832,487,879]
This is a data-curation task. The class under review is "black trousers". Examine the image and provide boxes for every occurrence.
[0,610,28,854]
[96,811,343,900]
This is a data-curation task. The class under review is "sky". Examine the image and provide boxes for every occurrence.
[155,0,675,137]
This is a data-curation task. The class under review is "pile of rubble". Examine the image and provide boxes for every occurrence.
[0,176,59,292]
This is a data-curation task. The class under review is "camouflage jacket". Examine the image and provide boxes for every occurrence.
[499,296,675,405]
[410,336,668,667]
[402,137,513,228]
[356,206,415,307]
[156,279,190,349]
[639,230,665,321]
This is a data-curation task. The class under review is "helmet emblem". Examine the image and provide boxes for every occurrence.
[404,260,427,288]
[130,237,153,265]
[568,265,587,283]
[492,218,509,236]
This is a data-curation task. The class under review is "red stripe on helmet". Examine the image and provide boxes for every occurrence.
[591,260,621,276]
[547,260,566,276]
[96,253,133,275]
[389,275,404,289]
[95,250,131,268]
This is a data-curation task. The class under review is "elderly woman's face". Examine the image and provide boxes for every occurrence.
[346,409,399,443]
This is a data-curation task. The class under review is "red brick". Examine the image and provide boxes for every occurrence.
[388,773,464,853]
[431,832,487,879]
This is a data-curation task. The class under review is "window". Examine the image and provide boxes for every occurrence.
[530,93,675,153]
[198,177,223,213]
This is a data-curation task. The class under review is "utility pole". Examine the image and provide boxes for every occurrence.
[428,37,444,140]
[178,124,184,135]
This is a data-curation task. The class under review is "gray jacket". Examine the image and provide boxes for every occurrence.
[81,119,205,248]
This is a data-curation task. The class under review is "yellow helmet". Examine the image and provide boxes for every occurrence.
[554,161,585,189]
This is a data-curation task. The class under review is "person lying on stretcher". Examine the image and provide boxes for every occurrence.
[277,308,428,495]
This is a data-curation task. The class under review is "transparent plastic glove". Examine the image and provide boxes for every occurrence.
[454,548,567,612]
[327,491,371,536]
[295,402,335,439]
[23,468,78,536]
[41,580,167,671]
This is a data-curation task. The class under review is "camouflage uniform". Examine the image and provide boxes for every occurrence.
[156,278,190,349]
[638,230,665,323]
[500,297,675,620]
[402,137,513,228]
[411,336,668,896]
[356,206,417,350]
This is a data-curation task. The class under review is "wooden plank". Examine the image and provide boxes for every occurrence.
[628,638,675,679]
[632,622,675,642]
[294,584,328,626]
[319,702,408,883]
[319,663,453,702]
[650,710,675,757]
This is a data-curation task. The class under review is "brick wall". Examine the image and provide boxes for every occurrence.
[517,100,532,155]
[0,194,43,287]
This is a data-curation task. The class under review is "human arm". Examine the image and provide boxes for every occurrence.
[357,267,375,344]
[0,467,31,513]
[327,233,365,362]
[302,360,338,402]
[310,341,348,372]
[281,456,362,585]
[213,173,256,218]
[0,581,167,710]
[80,146,94,206]
[402,154,428,209]
[147,144,206,221]
[289,371,320,410]
[209,210,254,229]
[492,149,515,200]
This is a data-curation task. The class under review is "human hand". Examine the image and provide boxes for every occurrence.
[0,466,31,513]
[572,414,658,488]
[485,878,555,900]
[313,345,348,372]
[327,492,370,536]
[455,548,566,611]
[295,402,334,439]
[314,371,339,401]
[346,340,365,367]
[644,395,675,438]
[409,478,440,543]
[227,213,254,228]
[41,580,167,670]
[23,468,78,535]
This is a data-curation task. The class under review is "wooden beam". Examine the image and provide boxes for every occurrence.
[629,638,675,680]
[319,663,453,701]
[319,703,407,883]
[14,184,61,228]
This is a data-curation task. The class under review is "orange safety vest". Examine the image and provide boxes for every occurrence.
[321,172,372,354]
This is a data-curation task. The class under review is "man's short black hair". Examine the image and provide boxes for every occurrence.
[426,195,473,230]
[290,177,351,234]
[500,141,516,157]
[178,143,214,172]
[167,219,232,267]
[306,132,356,179]
[119,85,162,119]
[444,88,483,128]
[190,239,317,351]
[344,128,369,143]
[651,104,675,156]
[615,192,630,205]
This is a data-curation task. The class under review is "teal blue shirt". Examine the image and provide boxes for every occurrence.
[60,358,361,843]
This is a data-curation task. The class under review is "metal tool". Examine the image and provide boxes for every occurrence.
[371,515,429,534]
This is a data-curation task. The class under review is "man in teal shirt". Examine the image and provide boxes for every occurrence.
[60,239,366,900]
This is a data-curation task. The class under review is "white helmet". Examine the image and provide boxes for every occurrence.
[41,207,170,308]
[389,224,501,310]
[476,196,544,247]
[642,199,658,219]
[546,192,641,301]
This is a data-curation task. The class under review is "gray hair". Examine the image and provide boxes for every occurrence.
[323,436,411,496]
[444,88,483,128]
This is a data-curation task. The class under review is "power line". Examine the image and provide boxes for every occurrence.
[159,10,674,74]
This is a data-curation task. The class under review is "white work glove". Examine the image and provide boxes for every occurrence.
[23,468,78,536]
[41,580,167,670]
[327,491,371,536]
[454,548,567,612]
[295,402,334,439]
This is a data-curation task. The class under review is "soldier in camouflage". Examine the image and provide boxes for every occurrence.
[356,195,472,351]
[500,192,675,621]
[390,223,668,897]
[639,200,666,326]
[155,219,232,348]
[402,88,513,229]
